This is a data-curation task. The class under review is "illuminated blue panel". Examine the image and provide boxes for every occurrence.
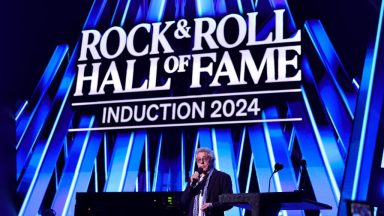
[211,128,241,216]
[288,98,339,216]
[287,126,295,153]
[17,97,52,179]
[301,56,346,186]
[174,0,186,18]
[254,0,297,35]
[113,0,132,26]
[214,0,227,15]
[302,87,340,199]
[18,0,109,209]
[144,133,150,192]
[356,51,384,197]
[248,124,273,192]
[341,1,384,205]
[211,128,239,192]
[198,128,214,149]
[110,0,121,25]
[152,133,162,191]
[263,108,298,192]
[103,133,109,181]
[122,130,146,191]
[236,127,246,179]
[269,0,297,32]
[135,3,146,22]
[382,151,384,168]
[356,4,384,200]
[242,153,254,216]
[18,103,74,216]
[63,130,102,215]
[305,20,357,152]
[152,134,183,192]
[261,115,283,193]
[16,45,68,139]
[147,0,166,22]
[245,153,254,193]
[181,131,186,189]
[50,116,99,215]
[17,139,46,195]
[262,110,303,216]
[195,0,215,17]
[188,130,200,178]
[305,20,357,117]
[15,100,28,123]
[120,0,133,25]
[18,25,95,214]
[115,0,147,26]
[83,0,108,29]
[16,45,68,178]
[236,0,244,13]
[234,0,254,13]
[104,132,134,192]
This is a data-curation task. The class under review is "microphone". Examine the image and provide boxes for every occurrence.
[274,163,284,172]
[191,167,204,187]
[197,167,204,175]
[268,163,284,192]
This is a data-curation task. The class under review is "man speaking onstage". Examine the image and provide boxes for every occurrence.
[181,148,233,216]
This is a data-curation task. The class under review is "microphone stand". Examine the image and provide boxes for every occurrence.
[268,163,283,192]
[268,170,277,193]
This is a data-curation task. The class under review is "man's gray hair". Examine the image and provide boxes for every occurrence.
[195,147,215,161]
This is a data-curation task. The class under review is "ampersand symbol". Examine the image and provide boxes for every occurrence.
[174,19,191,39]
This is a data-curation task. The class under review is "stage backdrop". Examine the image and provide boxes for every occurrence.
[14,0,384,215]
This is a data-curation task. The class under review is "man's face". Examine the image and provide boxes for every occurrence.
[196,152,212,173]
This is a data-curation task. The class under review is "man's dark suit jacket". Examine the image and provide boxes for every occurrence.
[181,169,233,216]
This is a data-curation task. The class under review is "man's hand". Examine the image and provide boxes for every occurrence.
[201,202,213,211]
[190,171,200,184]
